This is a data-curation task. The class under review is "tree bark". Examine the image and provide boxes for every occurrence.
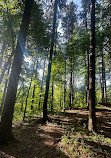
[63,58,66,112]
[0,0,34,144]
[87,54,89,110]
[69,61,73,110]
[109,0,111,70]
[72,72,75,101]
[102,50,107,103]
[51,81,53,111]
[31,61,38,110]
[43,0,58,122]
[88,0,96,132]
[21,82,24,112]
[23,79,32,121]
[60,83,62,109]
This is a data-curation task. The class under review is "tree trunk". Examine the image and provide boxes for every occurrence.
[87,54,90,110]
[43,0,58,122]
[0,0,34,144]
[72,72,75,101]
[51,81,53,112]
[21,83,24,112]
[88,0,96,132]
[0,66,10,116]
[109,0,111,70]
[31,85,35,110]
[63,58,66,112]
[69,62,73,110]
[102,50,107,103]
[60,84,62,109]
[31,61,38,110]
[23,78,32,121]
[23,62,35,121]
[84,8,89,110]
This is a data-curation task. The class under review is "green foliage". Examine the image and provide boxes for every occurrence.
[61,131,111,158]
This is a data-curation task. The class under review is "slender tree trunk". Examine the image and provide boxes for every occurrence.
[0,66,10,116]
[85,57,88,105]
[60,84,62,109]
[43,0,58,122]
[51,81,53,111]
[31,61,38,110]
[72,72,75,101]
[31,85,35,110]
[109,0,111,70]
[69,61,73,110]
[23,62,35,121]
[102,50,107,103]
[87,54,90,110]
[88,0,96,132]
[0,0,34,144]
[21,83,24,112]
[84,9,89,110]
[23,79,32,121]
[63,58,66,112]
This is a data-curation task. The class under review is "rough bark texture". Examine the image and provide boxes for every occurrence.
[88,0,96,132]
[43,0,58,122]
[0,0,34,144]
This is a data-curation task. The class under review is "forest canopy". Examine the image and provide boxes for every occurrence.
[0,0,111,157]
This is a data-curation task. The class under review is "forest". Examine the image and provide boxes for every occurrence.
[0,0,111,157]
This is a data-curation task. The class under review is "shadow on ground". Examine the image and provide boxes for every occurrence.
[0,119,69,158]
[0,106,111,158]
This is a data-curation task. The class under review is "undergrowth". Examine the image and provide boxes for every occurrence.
[60,130,111,158]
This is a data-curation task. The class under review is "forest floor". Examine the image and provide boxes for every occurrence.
[0,106,111,158]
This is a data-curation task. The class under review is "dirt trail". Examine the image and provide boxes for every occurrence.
[0,106,111,158]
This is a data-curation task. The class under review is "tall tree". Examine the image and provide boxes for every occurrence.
[43,0,59,122]
[101,50,107,103]
[88,0,96,131]
[0,0,34,144]
[62,1,77,109]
